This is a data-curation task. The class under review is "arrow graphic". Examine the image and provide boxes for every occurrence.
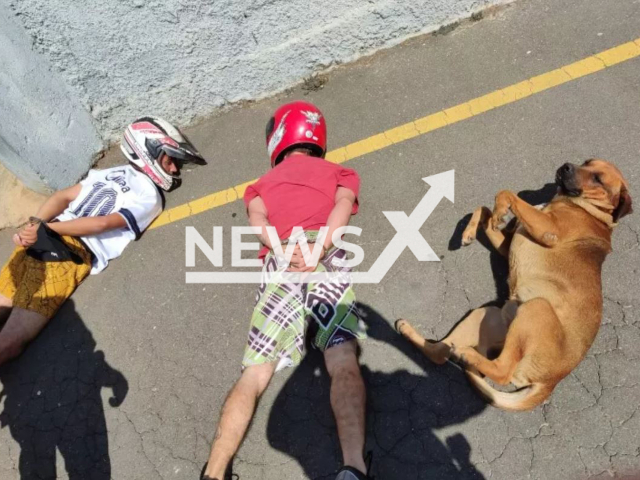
[352,169,454,283]
[186,170,454,284]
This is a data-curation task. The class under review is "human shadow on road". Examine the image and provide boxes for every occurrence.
[266,303,487,480]
[266,183,559,479]
[0,299,128,480]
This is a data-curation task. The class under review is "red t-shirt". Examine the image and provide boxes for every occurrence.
[243,155,360,259]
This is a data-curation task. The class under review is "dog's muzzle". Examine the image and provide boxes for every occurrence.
[556,163,582,197]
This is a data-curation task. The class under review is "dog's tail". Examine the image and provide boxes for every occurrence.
[466,371,552,411]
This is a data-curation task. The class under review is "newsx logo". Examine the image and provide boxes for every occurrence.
[185,170,454,284]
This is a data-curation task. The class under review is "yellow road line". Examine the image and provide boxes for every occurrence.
[149,38,640,230]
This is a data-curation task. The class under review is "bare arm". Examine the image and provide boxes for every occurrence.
[247,196,273,249]
[322,186,357,250]
[14,184,128,247]
[287,186,357,272]
[47,213,127,237]
[13,184,83,247]
[36,184,82,221]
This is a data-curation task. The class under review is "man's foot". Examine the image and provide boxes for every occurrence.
[336,454,374,480]
[200,462,238,480]
[335,466,371,480]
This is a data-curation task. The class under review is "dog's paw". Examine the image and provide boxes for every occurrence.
[492,206,511,231]
[461,225,477,246]
[454,346,479,369]
[395,318,409,334]
[492,191,514,230]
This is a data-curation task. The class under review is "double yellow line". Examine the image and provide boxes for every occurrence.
[149,38,640,230]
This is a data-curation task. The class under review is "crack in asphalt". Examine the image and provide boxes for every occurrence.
[1,260,638,480]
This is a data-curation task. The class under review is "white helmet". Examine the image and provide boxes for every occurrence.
[121,117,206,191]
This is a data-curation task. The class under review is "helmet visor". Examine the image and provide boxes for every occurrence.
[145,137,207,166]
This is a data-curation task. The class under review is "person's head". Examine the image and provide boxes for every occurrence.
[265,101,327,168]
[120,116,207,191]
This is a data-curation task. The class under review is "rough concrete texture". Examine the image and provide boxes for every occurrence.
[0,3,103,193]
[5,0,511,143]
[0,163,47,229]
[0,0,640,479]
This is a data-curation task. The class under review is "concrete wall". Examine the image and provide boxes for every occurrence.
[0,3,103,193]
[1,0,509,191]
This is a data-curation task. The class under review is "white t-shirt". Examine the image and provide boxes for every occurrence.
[56,165,162,274]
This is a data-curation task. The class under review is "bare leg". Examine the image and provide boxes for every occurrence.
[0,307,48,366]
[204,363,276,479]
[325,341,367,475]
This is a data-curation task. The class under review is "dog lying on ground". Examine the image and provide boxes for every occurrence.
[396,159,633,411]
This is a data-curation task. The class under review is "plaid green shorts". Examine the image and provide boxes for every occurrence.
[242,240,366,371]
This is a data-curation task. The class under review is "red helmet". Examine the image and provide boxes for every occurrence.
[266,101,327,167]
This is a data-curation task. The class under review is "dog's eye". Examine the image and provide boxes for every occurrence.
[593,173,603,184]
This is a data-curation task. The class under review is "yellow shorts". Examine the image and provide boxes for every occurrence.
[0,236,92,319]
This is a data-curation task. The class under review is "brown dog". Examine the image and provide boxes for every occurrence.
[396,159,633,411]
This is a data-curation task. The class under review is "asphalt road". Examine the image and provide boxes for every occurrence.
[1,0,639,478]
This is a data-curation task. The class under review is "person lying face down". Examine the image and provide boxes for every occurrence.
[202,101,373,480]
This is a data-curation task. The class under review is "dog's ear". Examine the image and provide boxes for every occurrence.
[613,187,633,221]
